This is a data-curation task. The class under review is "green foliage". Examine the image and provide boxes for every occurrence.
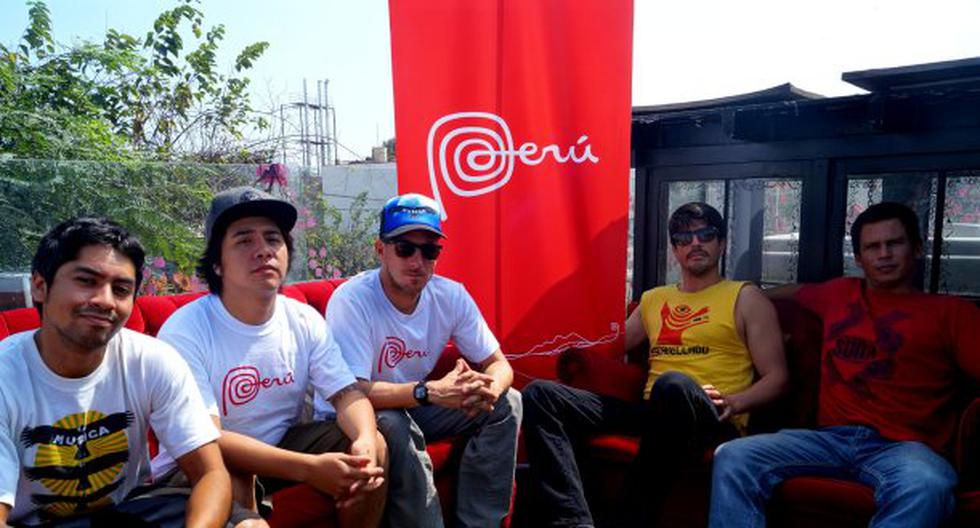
[0,159,255,276]
[0,1,277,291]
[301,191,379,279]
[0,0,269,160]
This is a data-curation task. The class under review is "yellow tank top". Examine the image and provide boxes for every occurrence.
[639,280,753,430]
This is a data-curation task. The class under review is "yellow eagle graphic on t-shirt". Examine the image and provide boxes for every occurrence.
[21,410,133,517]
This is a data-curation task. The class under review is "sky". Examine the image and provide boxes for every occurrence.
[3,0,980,161]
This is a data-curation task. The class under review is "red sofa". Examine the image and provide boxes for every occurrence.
[0,279,486,528]
[555,297,980,527]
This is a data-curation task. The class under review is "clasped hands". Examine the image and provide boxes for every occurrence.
[427,358,498,418]
[309,435,385,509]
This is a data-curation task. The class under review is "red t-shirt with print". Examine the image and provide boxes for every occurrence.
[796,277,980,453]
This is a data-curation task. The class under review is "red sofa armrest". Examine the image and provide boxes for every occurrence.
[956,396,980,490]
[556,347,646,403]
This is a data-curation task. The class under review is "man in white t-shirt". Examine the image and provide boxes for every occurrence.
[152,187,387,528]
[0,217,231,527]
[321,193,522,528]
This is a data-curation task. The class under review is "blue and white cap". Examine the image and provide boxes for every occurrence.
[379,193,445,240]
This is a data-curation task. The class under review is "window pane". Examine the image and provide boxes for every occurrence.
[939,172,980,296]
[663,180,725,284]
[844,173,937,290]
[726,179,802,286]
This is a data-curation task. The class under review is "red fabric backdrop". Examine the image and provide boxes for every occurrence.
[388,0,633,382]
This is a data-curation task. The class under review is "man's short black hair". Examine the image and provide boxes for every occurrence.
[31,217,146,315]
[850,201,923,256]
[667,202,727,245]
[196,220,294,295]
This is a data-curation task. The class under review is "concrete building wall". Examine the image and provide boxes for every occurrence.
[321,163,398,223]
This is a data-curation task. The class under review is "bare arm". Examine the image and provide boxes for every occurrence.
[355,379,417,410]
[478,350,513,398]
[0,502,9,525]
[213,417,382,502]
[357,351,510,417]
[624,307,647,352]
[175,441,231,528]
[332,385,384,493]
[706,284,789,419]
[333,386,380,448]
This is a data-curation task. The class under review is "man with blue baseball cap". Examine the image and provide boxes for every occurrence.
[318,193,522,528]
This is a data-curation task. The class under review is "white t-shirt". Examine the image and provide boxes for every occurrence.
[0,329,218,524]
[152,294,355,477]
[316,269,498,418]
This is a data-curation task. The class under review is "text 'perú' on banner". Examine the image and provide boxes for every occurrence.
[389,0,633,381]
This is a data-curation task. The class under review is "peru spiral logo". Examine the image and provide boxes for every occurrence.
[427,111,599,220]
[377,336,428,373]
[222,366,260,415]
[378,337,406,373]
[427,112,515,220]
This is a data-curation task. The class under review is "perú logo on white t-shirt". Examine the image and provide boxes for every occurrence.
[377,336,428,373]
[221,366,295,415]
[426,111,599,220]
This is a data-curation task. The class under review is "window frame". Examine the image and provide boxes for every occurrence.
[633,152,980,302]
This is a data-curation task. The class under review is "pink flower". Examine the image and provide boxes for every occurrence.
[152,256,166,269]
[308,249,316,258]
[331,268,341,279]
[308,259,318,270]
[319,247,327,258]
[315,267,323,278]
[306,218,316,228]
[255,163,288,191]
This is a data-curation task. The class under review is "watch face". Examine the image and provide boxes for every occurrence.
[414,383,428,402]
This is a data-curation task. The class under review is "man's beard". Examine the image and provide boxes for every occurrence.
[684,252,717,276]
[61,308,121,350]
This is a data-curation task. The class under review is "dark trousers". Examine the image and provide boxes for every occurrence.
[522,371,737,528]
[258,420,352,497]
[17,484,198,528]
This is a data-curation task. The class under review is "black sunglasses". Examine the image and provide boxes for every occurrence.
[670,226,720,246]
[389,239,443,260]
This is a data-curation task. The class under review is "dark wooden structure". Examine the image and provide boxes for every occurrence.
[631,57,980,300]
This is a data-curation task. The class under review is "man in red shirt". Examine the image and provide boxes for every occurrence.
[708,202,980,528]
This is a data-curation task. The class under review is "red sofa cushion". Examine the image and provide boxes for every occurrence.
[768,477,875,528]
[0,307,39,340]
[135,292,207,337]
[283,280,343,316]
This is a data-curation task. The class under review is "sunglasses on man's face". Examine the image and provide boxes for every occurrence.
[389,239,443,260]
[670,226,720,247]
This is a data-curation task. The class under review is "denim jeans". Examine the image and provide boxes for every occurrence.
[522,372,736,528]
[378,388,522,528]
[709,425,958,528]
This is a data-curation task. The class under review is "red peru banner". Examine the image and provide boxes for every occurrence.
[388,0,633,383]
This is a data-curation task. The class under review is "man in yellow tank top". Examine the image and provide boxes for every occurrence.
[523,202,788,528]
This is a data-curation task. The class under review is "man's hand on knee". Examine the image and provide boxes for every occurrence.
[347,432,387,497]
[303,452,385,506]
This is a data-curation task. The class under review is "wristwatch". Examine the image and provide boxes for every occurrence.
[413,380,431,406]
